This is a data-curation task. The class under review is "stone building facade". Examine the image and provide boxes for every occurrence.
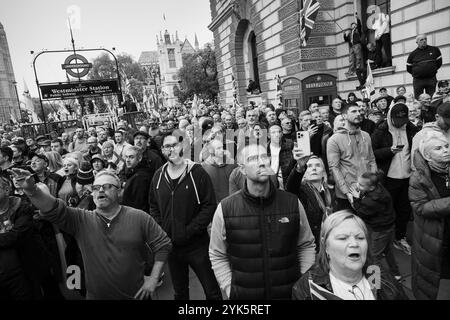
[0,22,20,123]
[156,30,198,106]
[208,0,450,112]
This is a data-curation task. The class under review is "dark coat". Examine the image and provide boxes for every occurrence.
[267,138,294,187]
[409,150,450,299]
[0,197,51,292]
[352,183,395,231]
[122,159,154,213]
[360,118,376,136]
[292,265,408,300]
[371,120,419,175]
[149,161,217,248]
[286,162,334,251]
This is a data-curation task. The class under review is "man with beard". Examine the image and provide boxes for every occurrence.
[69,127,88,154]
[133,131,164,174]
[10,169,172,300]
[209,144,316,299]
[149,135,222,300]
[327,103,377,210]
[114,129,130,162]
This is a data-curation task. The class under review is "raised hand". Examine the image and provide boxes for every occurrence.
[7,168,35,191]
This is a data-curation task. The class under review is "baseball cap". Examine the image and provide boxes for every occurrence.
[390,103,409,127]
[32,153,49,163]
[393,95,407,104]
[35,135,46,143]
[437,102,450,125]
[133,131,150,140]
[37,139,51,147]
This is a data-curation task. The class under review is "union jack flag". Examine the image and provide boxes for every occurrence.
[299,0,321,47]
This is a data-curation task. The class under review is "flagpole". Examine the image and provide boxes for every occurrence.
[324,11,344,32]
[67,18,81,82]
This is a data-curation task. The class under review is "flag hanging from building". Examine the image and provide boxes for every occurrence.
[362,60,376,99]
[299,0,320,47]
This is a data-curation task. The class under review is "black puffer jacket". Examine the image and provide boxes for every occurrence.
[408,150,450,299]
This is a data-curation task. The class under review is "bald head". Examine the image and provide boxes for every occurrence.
[416,34,427,48]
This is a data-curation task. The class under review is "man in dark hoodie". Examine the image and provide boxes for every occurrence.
[133,131,165,172]
[149,135,222,300]
[371,103,419,255]
[350,172,401,280]
[122,146,154,213]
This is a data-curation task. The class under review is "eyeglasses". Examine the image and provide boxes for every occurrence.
[162,143,180,150]
[92,184,118,192]
[246,154,269,163]
[348,285,365,300]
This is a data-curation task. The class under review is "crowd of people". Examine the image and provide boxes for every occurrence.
[1,70,450,300]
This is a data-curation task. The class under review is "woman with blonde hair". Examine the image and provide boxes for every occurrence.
[44,151,63,174]
[410,132,450,299]
[292,210,407,300]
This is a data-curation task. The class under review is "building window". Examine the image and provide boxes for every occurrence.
[168,49,176,68]
[360,0,392,68]
[245,31,261,94]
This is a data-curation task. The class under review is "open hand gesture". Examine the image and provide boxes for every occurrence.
[134,275,159,300]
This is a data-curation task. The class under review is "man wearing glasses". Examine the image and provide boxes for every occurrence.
[9,169,172,300]
[149,135,222,300]
[209,144,316,299]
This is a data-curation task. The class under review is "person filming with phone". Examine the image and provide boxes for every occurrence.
[371,103,419,256]
[298,111,331,158]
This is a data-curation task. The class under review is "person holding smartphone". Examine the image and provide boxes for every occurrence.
[371,103,419,256]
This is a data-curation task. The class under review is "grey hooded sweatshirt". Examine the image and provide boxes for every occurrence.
[327,127,377,199]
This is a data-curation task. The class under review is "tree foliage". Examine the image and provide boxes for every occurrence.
[174,46,219,104]
[88,52,146,102]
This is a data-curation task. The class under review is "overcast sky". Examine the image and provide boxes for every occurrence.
[0,0,214,96]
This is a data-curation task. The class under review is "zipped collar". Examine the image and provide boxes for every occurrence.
[242,179,276,206]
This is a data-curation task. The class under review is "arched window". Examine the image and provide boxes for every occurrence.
[243,27,261,94]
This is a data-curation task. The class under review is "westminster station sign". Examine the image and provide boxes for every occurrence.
[39,79,120,100]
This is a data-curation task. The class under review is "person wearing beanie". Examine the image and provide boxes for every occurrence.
[371,103,419,256]
[75,161,96,210]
